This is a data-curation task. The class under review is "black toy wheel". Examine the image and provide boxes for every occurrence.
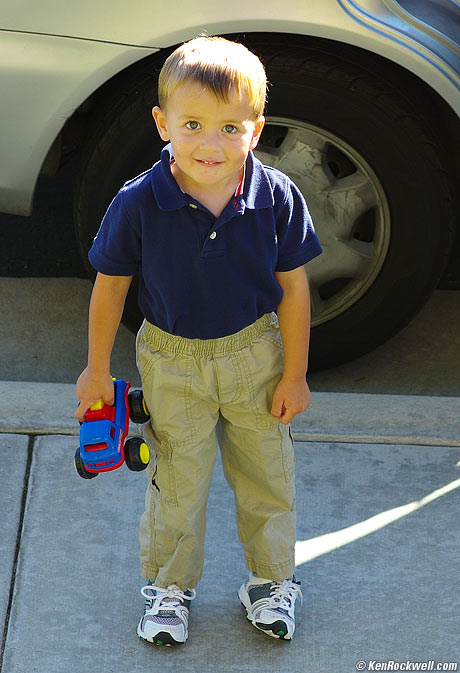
[125,437,150,471]
[128,389,150,424]
[74,447,98,479]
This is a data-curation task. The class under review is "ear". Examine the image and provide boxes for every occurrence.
[152,106,170,141]
[249,116,265,150]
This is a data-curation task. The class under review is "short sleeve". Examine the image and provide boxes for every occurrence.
[275,179,322,272]
[88,190,141,276]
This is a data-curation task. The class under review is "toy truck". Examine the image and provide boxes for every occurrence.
[74,378,151,479]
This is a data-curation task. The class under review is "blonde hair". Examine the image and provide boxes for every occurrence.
[158,36,267,118]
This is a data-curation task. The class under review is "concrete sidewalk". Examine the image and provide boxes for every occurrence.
[1,382,460,672]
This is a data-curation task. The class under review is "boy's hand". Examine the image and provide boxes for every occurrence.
[270,376,311,425]
[75,367,115,422]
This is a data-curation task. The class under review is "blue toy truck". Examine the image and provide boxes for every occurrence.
[74,378,151,479]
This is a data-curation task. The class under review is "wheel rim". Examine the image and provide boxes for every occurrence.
[255,118,391,326]
[139,442,150,465]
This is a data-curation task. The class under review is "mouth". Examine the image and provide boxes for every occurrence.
[196,159,223,166]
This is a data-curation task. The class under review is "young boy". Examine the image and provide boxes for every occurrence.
[75,36,322,645]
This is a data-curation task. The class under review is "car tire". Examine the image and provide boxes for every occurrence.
[74,39,456,369]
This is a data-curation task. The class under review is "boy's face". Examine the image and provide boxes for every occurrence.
[152,82,264,195]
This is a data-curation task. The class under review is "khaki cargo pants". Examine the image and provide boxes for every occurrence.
[136,313,296,590]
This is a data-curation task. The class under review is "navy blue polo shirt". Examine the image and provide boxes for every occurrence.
[89,144,322,339]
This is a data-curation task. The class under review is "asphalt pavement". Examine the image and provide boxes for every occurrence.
[1,279,460,672]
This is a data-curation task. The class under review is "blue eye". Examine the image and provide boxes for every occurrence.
[185,121,200,130]
[223,124,237,134]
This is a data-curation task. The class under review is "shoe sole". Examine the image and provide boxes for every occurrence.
[254,619,291,640]
[137,626,185,646]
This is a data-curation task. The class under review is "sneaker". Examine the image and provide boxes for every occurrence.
[137,583,196,646]
[238,576,302,640]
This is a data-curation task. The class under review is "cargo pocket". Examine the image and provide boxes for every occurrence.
[279,423,295,483]
[151,431,178,507]
[238,337,283,431]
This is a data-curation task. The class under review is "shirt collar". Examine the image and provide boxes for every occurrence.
[151,143,274,212]
[243,150,274,209]
[150,144,191,211]
[235,163,245,197]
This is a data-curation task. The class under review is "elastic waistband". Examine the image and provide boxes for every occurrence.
[140,313,279,356]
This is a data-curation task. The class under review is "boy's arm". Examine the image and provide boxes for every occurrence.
[271,265,311,424]
[75,272,133,422]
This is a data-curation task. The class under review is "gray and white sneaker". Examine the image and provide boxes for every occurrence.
[238,576,302,640]
[137,583,196,646]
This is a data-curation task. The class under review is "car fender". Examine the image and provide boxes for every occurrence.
[0,31,155,215]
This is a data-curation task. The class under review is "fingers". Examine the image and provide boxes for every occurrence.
[75,400,94,422]
[275,404,294,425]
[75,368,115,422]
[280,408,294,424]
[270,379,311,424]
[271,394,292,424]
[75,403,87,423]
[270,396,284,420]
[101,388,115,407]
[75,389,115,422]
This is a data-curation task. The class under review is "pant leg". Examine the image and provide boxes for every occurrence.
[216,323,297,582]
[137,326,220,590]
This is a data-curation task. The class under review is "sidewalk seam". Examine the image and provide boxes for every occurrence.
[292,433,460,447]
[0,428,78,437]
[0,428,459,448]
[0,435,34,673]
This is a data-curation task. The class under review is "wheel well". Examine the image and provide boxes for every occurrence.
[57,49,170,168]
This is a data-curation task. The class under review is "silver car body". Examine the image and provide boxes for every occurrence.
[0,0,459,216]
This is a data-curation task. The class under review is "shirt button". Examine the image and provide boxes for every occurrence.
[209,232,217,239]
[189,203,198,209]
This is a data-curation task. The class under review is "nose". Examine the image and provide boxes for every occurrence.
[199,128,220,150]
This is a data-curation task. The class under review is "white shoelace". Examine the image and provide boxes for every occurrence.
[141,584,196,611]
[267,579,302,611]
